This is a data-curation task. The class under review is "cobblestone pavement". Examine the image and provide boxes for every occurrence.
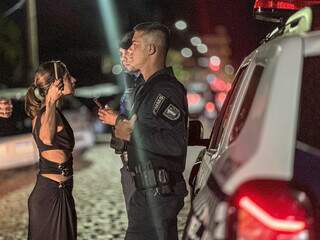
[0,144,197,240]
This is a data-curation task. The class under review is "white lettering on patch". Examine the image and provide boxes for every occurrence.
[153,94,166,115]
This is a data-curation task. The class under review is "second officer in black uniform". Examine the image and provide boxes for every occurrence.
[98,31,142,213]
[114,22,188,240]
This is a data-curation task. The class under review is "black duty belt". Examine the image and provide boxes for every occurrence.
[132,164,184,194]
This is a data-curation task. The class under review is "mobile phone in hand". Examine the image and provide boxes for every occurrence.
[93,97,103,109]
[54,61,64,90]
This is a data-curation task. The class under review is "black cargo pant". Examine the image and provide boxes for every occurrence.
[120,166,136,213]
[124,181,188,240]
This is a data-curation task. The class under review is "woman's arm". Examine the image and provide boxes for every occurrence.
[39,101,57,145]
[39,79,63,145]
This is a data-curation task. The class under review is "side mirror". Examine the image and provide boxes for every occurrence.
[188,120,209,146]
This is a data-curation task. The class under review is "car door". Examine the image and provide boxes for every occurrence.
[193,58,253,196]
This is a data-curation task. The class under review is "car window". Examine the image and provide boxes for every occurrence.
[208,66,248,150]
[229,66,264,144]
[297,56,320,150]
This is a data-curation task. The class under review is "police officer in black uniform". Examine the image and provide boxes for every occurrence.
[98,31,142,212]
[114,22,188,240]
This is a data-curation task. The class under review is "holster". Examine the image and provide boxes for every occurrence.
[133,163,174,195]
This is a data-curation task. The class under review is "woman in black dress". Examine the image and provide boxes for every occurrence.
[25,61,77,240]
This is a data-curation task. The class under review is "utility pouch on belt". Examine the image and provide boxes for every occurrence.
[156,168,173,195]
[134,163,157,189]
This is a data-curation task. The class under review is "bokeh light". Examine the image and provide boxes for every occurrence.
[181,48,193,58]
[175,20,187,30]
[190,36,202,46]
[197,44,208,54]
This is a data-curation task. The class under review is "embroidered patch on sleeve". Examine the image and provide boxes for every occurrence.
[152,93,182,125]
[163,104,180,121]
[153,94,166,115]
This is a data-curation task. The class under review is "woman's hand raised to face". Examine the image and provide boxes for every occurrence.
[45,79,64,104]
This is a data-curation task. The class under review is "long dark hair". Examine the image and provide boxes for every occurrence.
[25,61,68,119]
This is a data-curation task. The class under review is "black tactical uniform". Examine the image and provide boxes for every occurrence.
[125,67,188,240]
[110,72,142,212]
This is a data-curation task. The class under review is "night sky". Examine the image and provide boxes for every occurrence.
[1,0,276,87]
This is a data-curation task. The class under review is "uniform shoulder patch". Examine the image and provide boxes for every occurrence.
[163,104,180,121]
[152,93,182,125]
[153,93,167,115]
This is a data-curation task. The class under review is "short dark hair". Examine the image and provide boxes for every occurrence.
[133,22,171,53]
[119,31,134,50]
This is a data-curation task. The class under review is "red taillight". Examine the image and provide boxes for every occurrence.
[254,0,320,11]
[227,180,316,240]
[239,196,306,232]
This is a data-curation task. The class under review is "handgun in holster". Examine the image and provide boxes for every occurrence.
[133,163,173,195]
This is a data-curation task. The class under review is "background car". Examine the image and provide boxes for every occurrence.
[187,82,210,119]
[184,5,320,240]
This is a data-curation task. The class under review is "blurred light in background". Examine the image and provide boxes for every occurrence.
[198,57,209,67]
[226,82,232,92]
[112,64,122,75]
[101,55,113,74]
[0,88,27,100]
[181,47,193,58]
[197,43,208,54]
[209,56,221,72]
[98,0,122,84]
[187,93,201,105]
[206,74,216,83]
[175,20,187,30]
[210,77,227,92]
[210,56,221,66]
[204,101,217,120]
[225,64,235,75]
[190,36,202,46]
[188,82,208,93]
[75,83,120,98]
[216,92,227,107]
[97,0,121,59]
[205,101,215,112]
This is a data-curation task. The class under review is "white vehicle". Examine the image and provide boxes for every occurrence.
[0,93,94,170]
[185,5,320,240]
